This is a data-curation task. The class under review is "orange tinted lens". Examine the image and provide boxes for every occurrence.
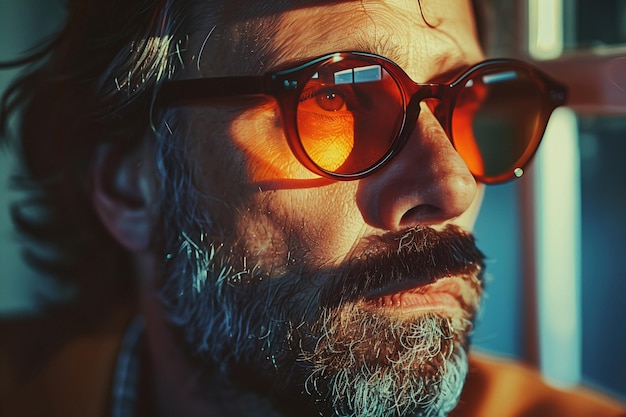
[452,68,543,181]
[296,58,404,175]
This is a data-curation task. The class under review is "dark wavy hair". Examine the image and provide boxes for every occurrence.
[0,0,489,313]
[0,0,198,312]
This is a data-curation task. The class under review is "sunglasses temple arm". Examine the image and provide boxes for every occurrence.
[158,76,268,103]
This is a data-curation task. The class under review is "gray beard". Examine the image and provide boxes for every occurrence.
[159,234,480,417]
[302,305,471,417]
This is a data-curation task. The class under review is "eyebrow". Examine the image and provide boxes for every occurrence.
[350,33,406,67]
[347,33,471,84]
[240,15,473,84]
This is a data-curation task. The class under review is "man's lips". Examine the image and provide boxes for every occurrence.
[363,276,469,311]
[319,225,485,310]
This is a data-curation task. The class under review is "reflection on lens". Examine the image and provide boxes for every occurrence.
[297,107,356,172]
[296,57,404,175]
[452,68,543,181]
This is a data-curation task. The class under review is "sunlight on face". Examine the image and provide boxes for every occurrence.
[162,0,486,416]
[298,109,355,172]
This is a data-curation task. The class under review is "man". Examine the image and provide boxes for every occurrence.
[1,0,624,416]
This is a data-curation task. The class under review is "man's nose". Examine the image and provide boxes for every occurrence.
[355,104,478,231]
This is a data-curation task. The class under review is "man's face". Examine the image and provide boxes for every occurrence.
[158,1,486,416]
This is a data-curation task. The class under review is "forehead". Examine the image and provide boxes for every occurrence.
[188,0,482,80]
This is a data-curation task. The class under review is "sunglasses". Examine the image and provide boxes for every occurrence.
[159,51,567,183]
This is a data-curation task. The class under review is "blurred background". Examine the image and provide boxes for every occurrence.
[1,0,625,402]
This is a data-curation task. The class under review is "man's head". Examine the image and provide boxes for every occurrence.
[2,1,565,416]
[143,3,484,415]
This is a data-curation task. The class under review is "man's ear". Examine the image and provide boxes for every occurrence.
[92,141,154,252]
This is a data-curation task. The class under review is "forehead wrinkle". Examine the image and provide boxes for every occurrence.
[357,5,479,81]
[355,2,476,80]
[264,7,349,66]
[350,32,409,67]
[210,0,362,75]
[413,23,479,80]
[262,4,415,70]
[267,3,472,80]
[192,0,479,80]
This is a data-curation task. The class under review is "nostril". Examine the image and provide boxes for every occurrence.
[399,204,442,227]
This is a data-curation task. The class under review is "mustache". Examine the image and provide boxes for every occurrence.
[319,225,485,309]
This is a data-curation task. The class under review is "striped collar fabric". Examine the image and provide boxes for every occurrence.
[110,316,144,417]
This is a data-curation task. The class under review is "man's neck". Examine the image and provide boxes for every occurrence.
[142,311,286,417]
[136,275,282,416]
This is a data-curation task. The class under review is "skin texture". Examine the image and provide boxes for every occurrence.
[183,0,485,268]
[97,0,487,416]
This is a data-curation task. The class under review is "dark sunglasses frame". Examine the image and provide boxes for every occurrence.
[159,51,568,183]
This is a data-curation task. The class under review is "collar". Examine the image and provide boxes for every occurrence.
[110,316,144,417]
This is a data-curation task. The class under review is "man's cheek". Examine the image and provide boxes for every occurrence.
[230,103,321,183]
[235,210,291,271]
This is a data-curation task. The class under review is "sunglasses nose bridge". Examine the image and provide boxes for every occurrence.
[405,84,453,135]
[407,83,449,109]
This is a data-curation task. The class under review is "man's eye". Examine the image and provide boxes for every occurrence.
[315,89,346,111]
[300,87,348,113]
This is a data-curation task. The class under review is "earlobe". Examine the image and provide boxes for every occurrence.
[92,141,153,252]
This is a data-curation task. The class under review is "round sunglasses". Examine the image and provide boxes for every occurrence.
[159,51,568,184]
